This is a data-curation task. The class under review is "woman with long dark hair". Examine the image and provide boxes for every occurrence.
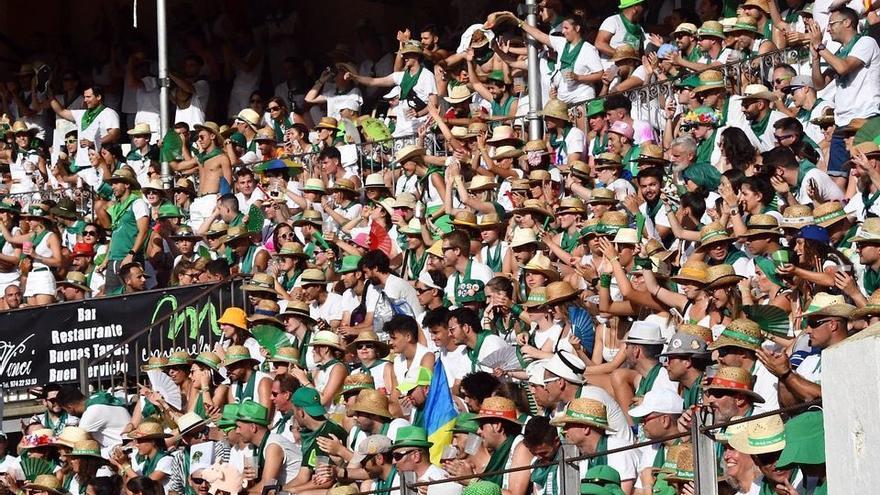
[719,127,759,174]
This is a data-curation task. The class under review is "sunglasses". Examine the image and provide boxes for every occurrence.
[267,106,281,111]
[356,343,375,350]
[773,77,792,85]
[774,134,796,142]
[416,286,433,294]
[83,231,98,236]
[65,138,77,144]
[391,450,415,461]
[191,478,209,485]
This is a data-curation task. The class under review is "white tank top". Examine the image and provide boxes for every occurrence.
[393,344,430,385]
[32,230,55,269]
[232,370,271,405]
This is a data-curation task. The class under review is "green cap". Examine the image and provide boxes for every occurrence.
[674,74,701,89]
[682,161,721,190]
[584,466,622,485]
[292,387,327,417]
[619,0,645,8]
[585,99,605,117]
[776,410,825,468]
[581,483,614,495]
[336,255,362,274]
[397,367,433,394]
[391,425,433,450]
[451,412,480,434]
[487,70,505,84]
[157,203,185,219]
[235,399,270,426]
[217,404,241,430]
[0,201,21,213]
[229,132,247,148]
[754,256,784,288]
[463,481,502,495]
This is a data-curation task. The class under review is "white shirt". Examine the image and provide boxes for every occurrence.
[471,333,511,373]
[548,37,603,104]
[549,126,586,165]
[598,14,646,66]
[833,35,880,126]
[795,353,822,384]
[322,84,364,120]
[71,107,120,169]
[421,464,462,495]
[366,273,425,319]
[78,403,133,456]
[577,435,639,481]
[236,189,266,212]
[444,260,495,307]
[579,385,635,443]
[438,345,471,386]
[795,168,844,205]
[752,360,780,414]
[309,292,345,325]
[606,177,636,201]
[390,68,437,137]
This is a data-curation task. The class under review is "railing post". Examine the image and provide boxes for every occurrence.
[79,357,89,394]
[399,470,416,495]
[692,407,719,495]
[559,442,580,494]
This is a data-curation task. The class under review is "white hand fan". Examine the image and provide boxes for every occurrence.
[147,370,183,411]
[479,345,522,372]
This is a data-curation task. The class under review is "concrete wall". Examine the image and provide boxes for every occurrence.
[823,325,880,494]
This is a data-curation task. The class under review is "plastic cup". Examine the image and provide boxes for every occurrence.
[441,445,459,461]
[465,433,482,455]
[315,455,330,468]
[561,68,574,86]
[771,250,790,267]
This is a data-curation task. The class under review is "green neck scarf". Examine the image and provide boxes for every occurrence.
[750,110,772,138]
[182,446,196,495]
[400,66,423,99]
[591,133,608,155]
[724,248,748,265]
[794,159,817,192]
[85,391,126,408]
[645,200,663,224]
[530,448,561,492]
[836,33,863,59]
[235,370,258,403]
[549,126,572,153]
[239,245,258,274]
[272,116,293,142]
[274,411,294,434]
[43,411,68,436]
[81,105,105,131]
[254,430,271,478]
[588,435,609,468]
[107,192,141,231]
[485,242,503,272]
[560,41,584,70]
[618,13,645,48]
[635,363,663,397]
[375,466,398,494]
[453,259,474,305]
[318,358,341,372]
[865,267,880,295]
[140,450,167,477]
[484,435,517,485]
[198,147,224,165]
[296,329,312,367]
[407,250,428,280]
[561,229,579,253]
[682,372,704,408]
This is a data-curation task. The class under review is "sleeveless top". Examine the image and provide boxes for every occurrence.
[315,360,345,392]
[33,230,55,270]
[393,343,431,384]
[231,370,271,405]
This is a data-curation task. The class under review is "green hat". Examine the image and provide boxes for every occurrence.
[581,484,614,495]
[456,279,486,304]
[582,466,626,495]
[674,74,701,89]
[292,387,327,417]
[235,399,271,426]
[754,256,784,288]
[682,161,721,190]
[776,410,825,468]
[157,203,185,219]
[697,20,725,39]
[336,255,362,274]
[462,481,502,495]
[193,351,221,371]
[397,367,432,394]
[487,70,505,84]
[451,412,481,434]
[391,425,434,450]
[586,99,605,117]
[217,404,241,430]
[229,132,247,148]
[619,0,645,8]
[0,201,22,213]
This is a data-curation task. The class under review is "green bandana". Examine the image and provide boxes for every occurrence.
[140,451,167,477]
[682,372,704,408]
[80,105,106,131]
[560,41,585,70]
[618,14,645,49]
[635,363,663,397]
[483,435,517,485]
[400,66,423,100]
[836,34,863,59]
[750,110,772,138]
[235,371,258,403]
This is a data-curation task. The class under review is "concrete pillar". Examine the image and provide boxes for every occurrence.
[822,325,880,493]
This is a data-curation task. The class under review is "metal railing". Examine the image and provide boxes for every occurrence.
[79,274,245,396]
[2,187,95,216]
[348,399,823,495]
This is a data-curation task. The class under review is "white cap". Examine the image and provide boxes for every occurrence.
[623,320,666,345]
[383,86,401,100]
[628,388,684,418]
[418,270,442,291]
[337,99,361,112]
[526,360,549,386]
[544,350,585,384]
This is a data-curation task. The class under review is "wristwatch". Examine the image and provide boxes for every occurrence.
[128,250,136,256]
[815,43,826,52]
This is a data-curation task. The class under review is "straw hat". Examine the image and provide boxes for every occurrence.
[452,211,479,229]
[512,199,553,219]
[510,178,531,192]
[303,178,327,194]
[347,330,390,358]
[664,447,696,483]
[542,280,578,306]
[364,173,388,190]
[800,292,855,319]
[677,323,714,345]
[612,228,638,245]
[222,345,259,368]
[636,143,668,164]
[58,271,92,292]
[394,144,426,165]
[105,166,141,189]
[242,273,276,293]
[742,84,778,102]
[268,347,300,365]
[468,122,489,136]
[549,398,614,431]
[162,351,193,368]
[570,160,592,180]
[468,175,498,192]
[127,123,152,136]
[579,218,603,239]
[612,44,640,63]
[556,197,586,215]
[729,414,786,455]
[307,330,347,351]
[176,412,210,437]
[278,300,317,325]
[329,178,357,194]
[693,69,725,93]
[523,287,548,308]
[730,14,761,33]
[350,389,393,418]
[705,366,765,403]
[709,318,764,351]
[671,260,709,286]
[236,108,261,128]
[205,221,228,236]
[521,252,559,281]
[743,214,781,237]
[487,125,523,146]
[587,188,618,205]
[49,426,90,449]
[594,152,623,169]
[293,209,324,228]
[126,421,171,440]
[509,228,539,248]
[852,289,880,319]
[26,475,67,495]
[275,242,308,259]
[140,356,169,372]
[523,139,547,153]
[540,98,570,121]
[444,84,475,104]
[400,218,423,235]
[696,222,734,250]
[477,213,503,229]
[221,225,257,244]
[598,210,629,235]
[399,40,422,55]
[781,205,814,230]
[427,240,444,258]
[704,264,745,290]
[68,439,106,460]
[194,351,222,371]
[673,22,698,35]
[475,397,521,426]
[247,299,283,326]
[742,0,771,13]
[490,145,523,160]
[851,217,880,243]
[528,169,552,184]
[342,373,376,396]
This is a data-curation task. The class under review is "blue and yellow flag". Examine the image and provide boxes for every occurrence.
[423,359,458,464]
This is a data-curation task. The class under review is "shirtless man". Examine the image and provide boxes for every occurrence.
[175,121,232,231]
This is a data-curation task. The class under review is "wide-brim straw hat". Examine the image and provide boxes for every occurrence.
[696,222,735,251]
[742,84,778,102]
[127,122,152,136]
[394,144,426,165]
[520,252,560,281]
[468,175,497,192]
[222,345,260,368]
[314,116,339,131]
[705,366,765,403]
[799,292,856,319]
[542,281,579,306]
[540,98,569,121]
[812,201,848,228]
[703,264,745,290]
[67,439,108,460]
[475,397,522,426]
[729,415,786,455]
[490,146,523,160]
[512,200,554,219]
[549,398,614,431]
[140,356,169,372]
[269,346,301,364]
[350,389,393,418]
[27,475,68,495]
[587,188,618,205]
[444,84,475,104]
[852,289,880,318]
[509,227,540,248]
[347,330,390,358]
[48,426,90,449]
[279,300,317,325]
[307,330,347,352]
[708,318,764,351]
[487,125,524,146]
[742,214,781,238]
[126,421,172,440]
